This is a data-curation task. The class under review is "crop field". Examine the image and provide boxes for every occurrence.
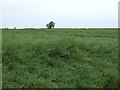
[2,28,118,88]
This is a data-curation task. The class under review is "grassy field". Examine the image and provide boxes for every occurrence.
[2,29,118,88]
[0,29,2,89]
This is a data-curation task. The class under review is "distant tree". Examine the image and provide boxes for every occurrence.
[46,21,55,29]
[46,24,50,29]
[5,27,8,29]
[14,27,16,29]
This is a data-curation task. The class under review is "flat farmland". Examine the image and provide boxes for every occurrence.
[2,29,118,88]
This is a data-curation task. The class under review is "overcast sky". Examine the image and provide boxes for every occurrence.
[0,0,119,28]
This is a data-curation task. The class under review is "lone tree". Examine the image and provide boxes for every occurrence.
[46,21,55,29]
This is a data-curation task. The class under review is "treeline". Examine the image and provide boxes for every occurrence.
[1,28,118,30]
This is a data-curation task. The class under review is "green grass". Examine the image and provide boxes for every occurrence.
[2,29,118,88]
[0,29,2,89]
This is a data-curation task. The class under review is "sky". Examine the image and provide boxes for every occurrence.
[0,0,119,28]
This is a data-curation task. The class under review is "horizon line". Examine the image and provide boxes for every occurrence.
[0,27,118,29]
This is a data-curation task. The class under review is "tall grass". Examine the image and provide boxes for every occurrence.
[2,29,118,88]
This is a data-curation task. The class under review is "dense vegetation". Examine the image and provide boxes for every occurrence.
[2,29,118,88]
